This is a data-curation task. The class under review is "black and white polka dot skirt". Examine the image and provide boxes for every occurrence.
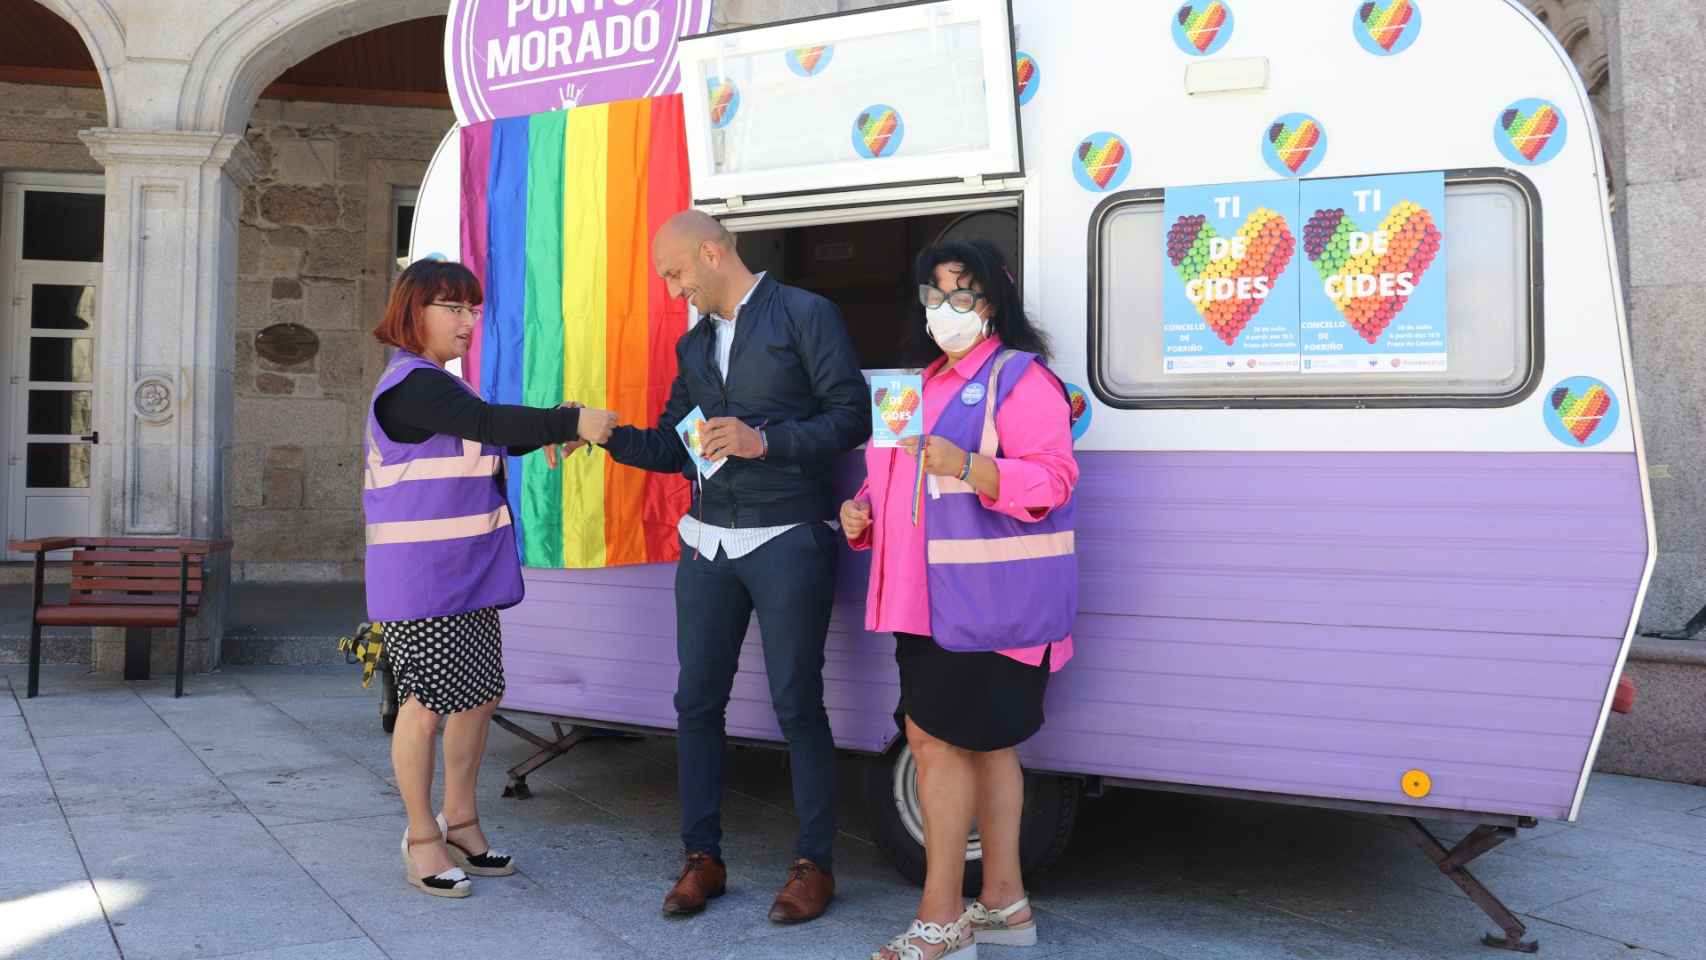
[383,607,505,715]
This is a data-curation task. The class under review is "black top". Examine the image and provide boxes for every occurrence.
[602,274,870,527]
[374,367,582,456]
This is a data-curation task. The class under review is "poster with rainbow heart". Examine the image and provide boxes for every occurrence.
[1298,172,1447,374]
[1161,181,1301,374]
[870,374,926,448]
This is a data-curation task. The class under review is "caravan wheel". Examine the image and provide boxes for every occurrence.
[864,744,1081,895]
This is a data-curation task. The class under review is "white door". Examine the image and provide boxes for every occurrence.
[2,175,104,559]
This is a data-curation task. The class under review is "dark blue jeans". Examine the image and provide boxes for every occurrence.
[674,522,839,871]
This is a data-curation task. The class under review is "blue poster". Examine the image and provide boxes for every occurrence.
[1162,181,1301,375]
[1299,172,1446,374]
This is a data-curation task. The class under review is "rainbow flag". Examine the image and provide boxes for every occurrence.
[458,95,693,569]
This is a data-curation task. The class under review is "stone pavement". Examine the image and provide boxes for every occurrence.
[3,665,1704,960]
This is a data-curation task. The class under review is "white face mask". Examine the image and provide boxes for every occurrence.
[925,303,987,353]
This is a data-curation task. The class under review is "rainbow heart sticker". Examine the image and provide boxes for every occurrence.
[1073,132,1132,193]
[1543,377,1619,447]
[1355,0,1421,55]
[1064,383,1092,442]
[1016,51,1040,106]
[1172,2,1233,56]
[1497,98,1567,165]
[787,44,834,77]
[1168,209,1296,345]
[1263,114,1326,177]
[707,78,740,129]
[852,105,904,159]
[874,385,922,434]
[1304,200,1441,343]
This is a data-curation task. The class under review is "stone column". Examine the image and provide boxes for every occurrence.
[78,128,260,674]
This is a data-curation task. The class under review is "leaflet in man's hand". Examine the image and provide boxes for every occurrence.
[870,374,925,448]
[677,406,726,479]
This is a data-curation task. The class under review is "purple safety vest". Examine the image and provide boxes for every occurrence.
[362,351,524,622]
[925,349,1078,652]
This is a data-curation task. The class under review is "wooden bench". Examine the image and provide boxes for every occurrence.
[7,537,232,699]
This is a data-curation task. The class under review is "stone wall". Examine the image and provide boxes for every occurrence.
[1612,0,1706,635]
[231,99,454,582]
[0,81,104,174]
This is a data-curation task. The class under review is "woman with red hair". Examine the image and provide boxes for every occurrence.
[365,259,615,898]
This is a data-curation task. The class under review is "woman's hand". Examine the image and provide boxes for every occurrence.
[840,499,872,542]
[896,435,971,479]
[576,407,617,445]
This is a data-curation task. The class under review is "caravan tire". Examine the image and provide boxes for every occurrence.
[864,744,1081,895]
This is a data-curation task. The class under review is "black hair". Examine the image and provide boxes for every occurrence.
[909,240,1051,365]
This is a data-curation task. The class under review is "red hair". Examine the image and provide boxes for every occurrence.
[374,260,484,355]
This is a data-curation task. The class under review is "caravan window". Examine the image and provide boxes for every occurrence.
[1089,172,1541,408]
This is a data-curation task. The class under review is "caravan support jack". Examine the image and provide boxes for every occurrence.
[1397,818,1538,953]
[492,715,594,800]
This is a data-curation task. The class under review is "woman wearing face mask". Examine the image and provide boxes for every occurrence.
[365,260,617,898]
[842,241,1079,960]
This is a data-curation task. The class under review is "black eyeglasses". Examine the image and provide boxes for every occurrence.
[918,284,986,314]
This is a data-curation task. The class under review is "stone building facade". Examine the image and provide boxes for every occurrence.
[0,0,1699,737]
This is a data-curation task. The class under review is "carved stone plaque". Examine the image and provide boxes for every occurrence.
[133,377,174,424]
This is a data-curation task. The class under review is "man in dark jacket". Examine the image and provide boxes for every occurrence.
[592,210,869,924]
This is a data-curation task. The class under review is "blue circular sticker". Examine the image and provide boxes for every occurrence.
[1263,113,1328,178]
[960,382,987,406]
[1172,2,1234,56]
[853,105,905,159]
[1073,132,1132,193]
[707,78,740,129]
[1016,51,1040,106]
[1065,383,1092,442]
[1354,1,1421,56]
[1496,98,1567,166]
[787,44,834,77]
[1544,377,1619,448]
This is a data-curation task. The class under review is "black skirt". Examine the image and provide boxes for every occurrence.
[893,632,1052,752]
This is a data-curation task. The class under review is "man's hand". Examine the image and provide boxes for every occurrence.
[699,417,764,461]
[840,499,872,542]
[576,407,618,445]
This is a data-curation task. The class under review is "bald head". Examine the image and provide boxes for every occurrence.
[651,209,752,319]
[654,209,734,256]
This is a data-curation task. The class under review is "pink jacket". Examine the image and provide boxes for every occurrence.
[849,337,1078,670]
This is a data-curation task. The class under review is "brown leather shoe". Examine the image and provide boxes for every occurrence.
[662,852,726,917]
[768,858,834,924]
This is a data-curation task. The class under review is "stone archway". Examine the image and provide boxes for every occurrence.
[177,0,447,135]
[24,0,121,126]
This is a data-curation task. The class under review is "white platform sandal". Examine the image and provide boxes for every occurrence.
[871,918,977,960]
[436,813,516,877]
[401,829,471,898]
[962,897,1038,947]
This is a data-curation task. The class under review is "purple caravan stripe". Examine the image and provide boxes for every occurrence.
[498,450,1647,822]
[362,476,510,524]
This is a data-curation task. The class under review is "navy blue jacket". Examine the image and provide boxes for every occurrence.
[603,274,870,528]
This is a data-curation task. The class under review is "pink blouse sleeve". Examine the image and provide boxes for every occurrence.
[980,365,1079,521]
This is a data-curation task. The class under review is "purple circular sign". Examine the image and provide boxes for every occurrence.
[446,0,716,123]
